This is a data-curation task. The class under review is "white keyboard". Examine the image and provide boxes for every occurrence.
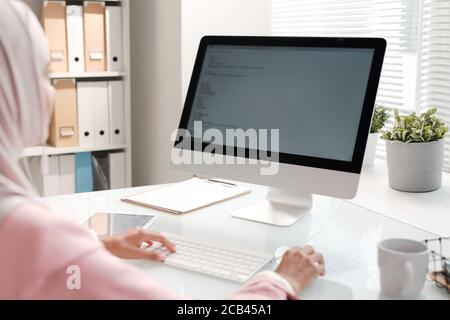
[148,233,273,282]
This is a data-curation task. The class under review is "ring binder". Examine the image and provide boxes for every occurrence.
[41,1,68,72]
[84,1,106,71]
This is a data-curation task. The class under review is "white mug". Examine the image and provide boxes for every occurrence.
[378,238,429,299]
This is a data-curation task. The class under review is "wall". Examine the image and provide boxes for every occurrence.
[130,0,271,186]
[181,0,272,98]
[130,0,188,185]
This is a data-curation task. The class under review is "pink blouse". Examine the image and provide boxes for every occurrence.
[0,203,296,300]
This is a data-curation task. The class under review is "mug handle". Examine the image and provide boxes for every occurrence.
[402,260,414,297]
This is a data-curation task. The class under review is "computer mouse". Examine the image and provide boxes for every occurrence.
[274,245,290,264]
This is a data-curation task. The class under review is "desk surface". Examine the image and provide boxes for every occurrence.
[41,183,449,300]
[353,159,450,237]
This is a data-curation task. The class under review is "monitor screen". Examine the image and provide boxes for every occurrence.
[186,45,374,162]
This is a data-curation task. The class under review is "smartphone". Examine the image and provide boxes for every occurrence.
[83,213,158,237]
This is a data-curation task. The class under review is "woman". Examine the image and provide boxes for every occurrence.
[0,0,324,299]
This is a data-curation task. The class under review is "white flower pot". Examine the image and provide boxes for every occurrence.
[386,140,444,192]
[363,133,378,167]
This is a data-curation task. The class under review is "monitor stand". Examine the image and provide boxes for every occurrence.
[231,188,312,226]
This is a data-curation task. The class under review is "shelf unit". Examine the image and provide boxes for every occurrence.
[22,0,133,188]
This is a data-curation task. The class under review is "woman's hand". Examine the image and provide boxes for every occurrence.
[101,229,176,261]
[275,246,325,295]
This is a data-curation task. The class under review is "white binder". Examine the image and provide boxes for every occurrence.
[108,81,125,145]
[77,81,109,146]
[109,152,126,189]
[59,154,76,195]
[66,5,85,73]
[105,6,123,71]
[44,156,60,196]
[77,82,95,146]
[92,82,110,146]
[30,156,60,197]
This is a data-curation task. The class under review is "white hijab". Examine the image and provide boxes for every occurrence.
[0,0,51,222]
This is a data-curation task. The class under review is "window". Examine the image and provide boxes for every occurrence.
[419,0,450,170]
[272,0,450,171]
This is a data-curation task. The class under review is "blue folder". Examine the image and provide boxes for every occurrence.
[75,152,93,193]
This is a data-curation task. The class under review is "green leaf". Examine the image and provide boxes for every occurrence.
[382,107,448,143]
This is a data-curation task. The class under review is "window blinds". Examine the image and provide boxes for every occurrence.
[272,0,450,171]
[272,0,418,110]
[419,0,450,171]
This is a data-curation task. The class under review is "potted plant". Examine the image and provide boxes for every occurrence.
[382,107,448,192]
[363,105,389,166]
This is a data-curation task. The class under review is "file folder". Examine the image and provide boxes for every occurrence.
[29,156,60,197]
[41,1,68,72]
[106,5,123,71]
[48,79,78,147]
[75,152,93,193]
[92,82,110,145]
[76,82,95,146]
[59,154,76,195]
[44,156,60,196]
[108,81,125,145]
[109,152,126,189]
[92,152,110,191]
[84,2,106,72]
[77,81,110,146]
[66,5,85,73]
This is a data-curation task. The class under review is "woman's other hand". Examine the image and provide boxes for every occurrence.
[275,246,325,295]
[101,229,176,261]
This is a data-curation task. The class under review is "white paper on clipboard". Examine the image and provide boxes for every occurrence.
[121,177,251,214]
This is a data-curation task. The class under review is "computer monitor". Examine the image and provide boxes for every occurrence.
[172,36,386,226]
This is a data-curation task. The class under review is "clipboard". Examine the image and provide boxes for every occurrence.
[121,178,251,214]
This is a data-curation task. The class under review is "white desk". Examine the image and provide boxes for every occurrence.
[41,183,449,300]
[353,159,450,237]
